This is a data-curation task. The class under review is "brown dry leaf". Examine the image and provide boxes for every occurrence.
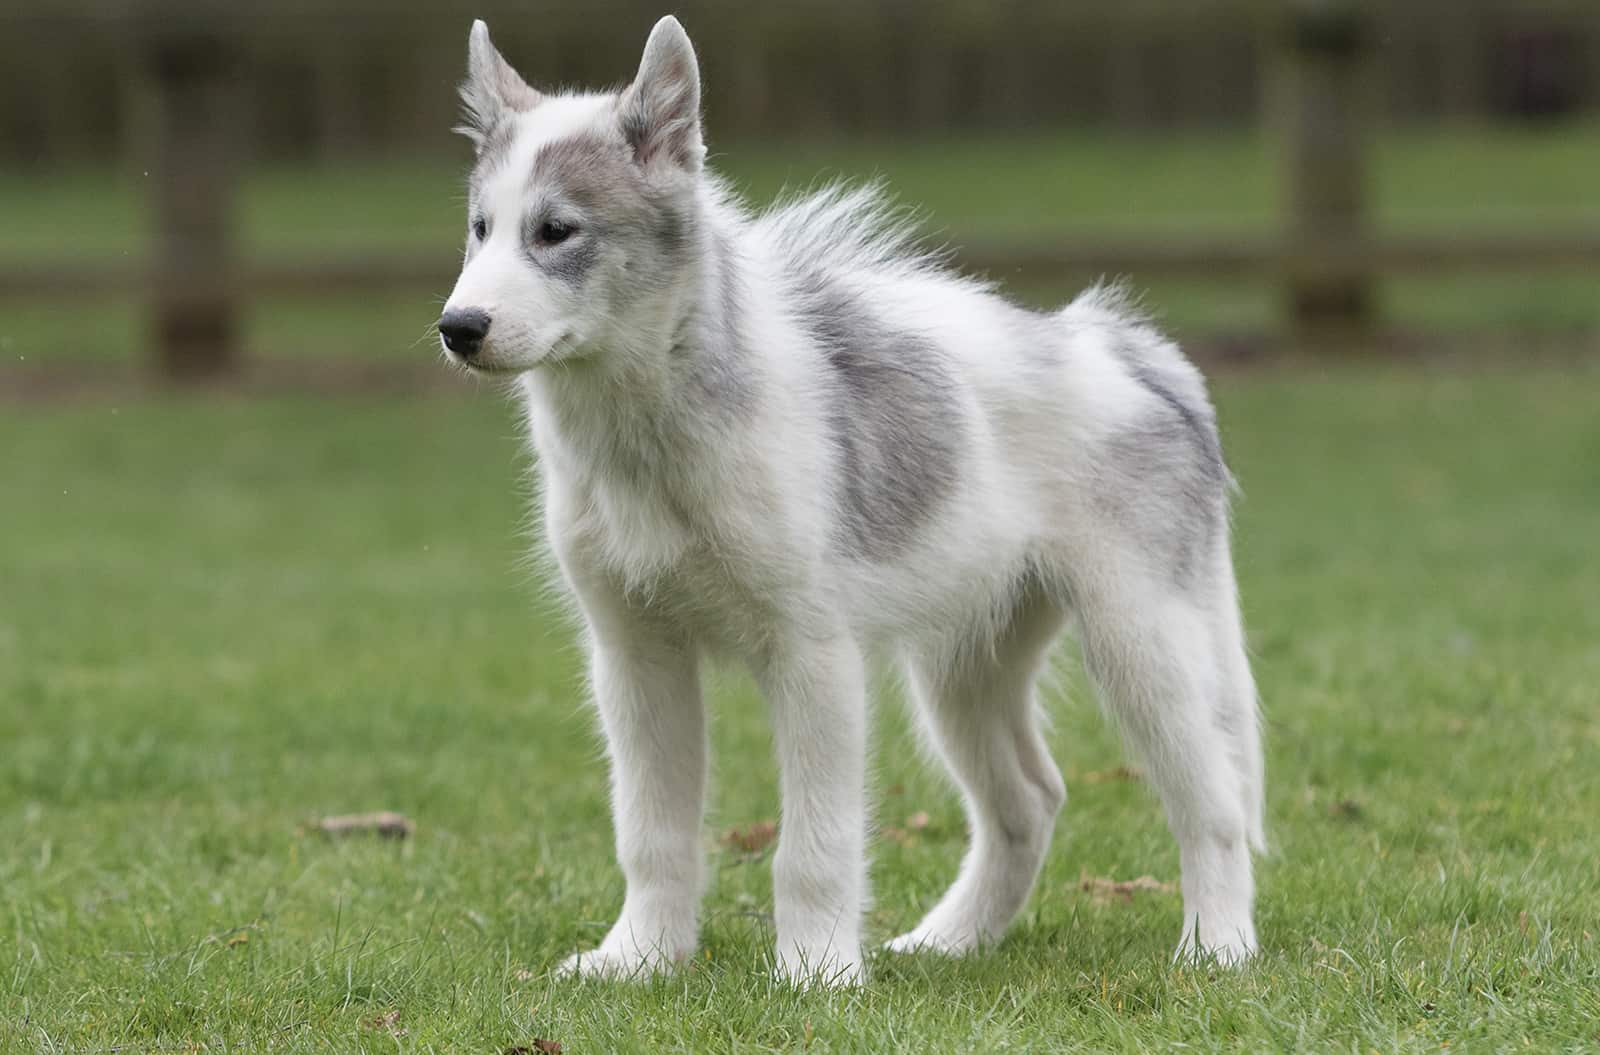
[905,810,931,831]
[722,820,778,854]
[1079,873,1176,906]
[314,811,415,839]
[1080,765,1143,785]
[364,1009,402,1034]
[504,1041,562,1055]
[1328,799,1363,821]
[880,825,919,848]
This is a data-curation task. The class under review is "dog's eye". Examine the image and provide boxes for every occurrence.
[471,217,487,241]
[537,220,575,246]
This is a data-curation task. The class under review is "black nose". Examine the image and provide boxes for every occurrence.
[438,308,491,356]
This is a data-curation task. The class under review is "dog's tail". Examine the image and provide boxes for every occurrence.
[1064,281,1217,423]
[1062,280,1234,496]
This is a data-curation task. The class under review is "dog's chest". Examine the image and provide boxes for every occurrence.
[550,451,784,651]
[529,378,793,649]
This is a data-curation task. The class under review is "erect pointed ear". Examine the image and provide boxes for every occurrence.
[455,20,542,148]
[617,16,704,171]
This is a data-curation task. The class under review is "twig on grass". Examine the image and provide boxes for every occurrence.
[304,811,415,839]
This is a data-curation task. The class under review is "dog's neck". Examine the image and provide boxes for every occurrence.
[523,205,754,486]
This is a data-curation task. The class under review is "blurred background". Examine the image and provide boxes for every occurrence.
[2,0,1598,385]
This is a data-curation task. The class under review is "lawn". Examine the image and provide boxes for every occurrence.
[3,123,1600,366]
[4,363,1599,1052]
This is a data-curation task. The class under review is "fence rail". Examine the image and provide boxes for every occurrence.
[9,229,1600,301]
[3,0,1600,377]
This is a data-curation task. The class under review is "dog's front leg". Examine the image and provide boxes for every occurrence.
[558,619,705,980]
[756,631,868,986]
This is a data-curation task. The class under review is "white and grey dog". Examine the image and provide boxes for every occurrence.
[439,16,1264,985]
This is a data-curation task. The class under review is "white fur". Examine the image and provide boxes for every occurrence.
[442,16,1264,986]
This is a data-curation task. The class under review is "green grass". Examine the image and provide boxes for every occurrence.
[4,366,1599,1051]
[2,124,1599,364]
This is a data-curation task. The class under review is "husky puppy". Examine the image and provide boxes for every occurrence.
[439,16,1264,985]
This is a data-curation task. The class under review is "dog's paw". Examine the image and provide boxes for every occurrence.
[773,945,865,988]
[556,909,699,982]
[883,901,993,957]
[1173,918,1258,967]
[555,944,681,982]
[882,924,977,957]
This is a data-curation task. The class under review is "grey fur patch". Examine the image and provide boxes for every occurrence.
[520,132,694,288]
[677,230,755,413]
[1085,318,1231,587]
[472,121,518,184]
[618,107,651,160]
[529,133,635,207]
[523,215,600,285]
[1100,396,1228,588]
[651,206,691,260]
[795,273,963,560]
[1124,358,1226,479]
[1098,321,1224,473]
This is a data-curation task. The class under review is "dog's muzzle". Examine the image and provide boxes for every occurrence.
[438,308,491,358]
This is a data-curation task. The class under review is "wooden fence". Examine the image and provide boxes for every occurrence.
[2,0,1600,378]
[7,0,1600,163]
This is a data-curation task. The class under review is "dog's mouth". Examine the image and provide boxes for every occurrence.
[449,332,579,375]
[457,357,525,376]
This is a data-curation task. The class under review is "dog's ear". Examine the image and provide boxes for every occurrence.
[617,16,704,172]
[456,20,541,149]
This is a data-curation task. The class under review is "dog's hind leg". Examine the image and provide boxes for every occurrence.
[1074,567,1258,965]
[886,585,1067,955]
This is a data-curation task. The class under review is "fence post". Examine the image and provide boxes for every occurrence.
[145,32,240,380]
[1283,0,1373,349]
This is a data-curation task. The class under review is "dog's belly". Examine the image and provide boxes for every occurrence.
[550,428,1054,662]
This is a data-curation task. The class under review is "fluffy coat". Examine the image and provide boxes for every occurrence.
[439,16,1265,985]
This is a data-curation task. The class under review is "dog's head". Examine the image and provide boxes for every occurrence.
[438,17,704,373]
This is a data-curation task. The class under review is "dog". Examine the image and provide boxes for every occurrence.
[438,16,1264,986]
